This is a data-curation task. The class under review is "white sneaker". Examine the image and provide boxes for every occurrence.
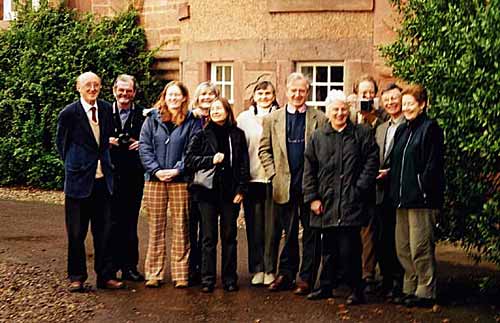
[263,273,276,285]
[251,272,265,285]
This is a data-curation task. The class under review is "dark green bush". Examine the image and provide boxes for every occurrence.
[0,1,163,189]
[381,0,500,265]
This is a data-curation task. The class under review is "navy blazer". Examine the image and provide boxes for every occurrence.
[56,99,114,198]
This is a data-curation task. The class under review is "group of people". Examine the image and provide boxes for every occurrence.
[56,70,444,309]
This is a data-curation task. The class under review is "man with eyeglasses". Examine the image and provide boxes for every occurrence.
[108,74,145,282]
[374,83,406,301]
[259,72,327,295]
[56,71,124,292]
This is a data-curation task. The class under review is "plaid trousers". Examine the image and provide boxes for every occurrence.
[143,181,190,283]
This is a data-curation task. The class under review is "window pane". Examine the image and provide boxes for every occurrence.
[224,85,232,100]
[316,86,328,102]
[301,66,313,81]
[331,85,343,91]
[216,85,222,95]
[307,89,313,101]
[224,66,232,82]
[216,66,222,81]
[330,66,343,83]
[317,66,328,83]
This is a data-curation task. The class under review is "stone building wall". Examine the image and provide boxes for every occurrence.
[179,0,388,114]
[1,0,399,112]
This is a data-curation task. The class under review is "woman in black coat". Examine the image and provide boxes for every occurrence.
[389,84,444,308]
[303,90,379,305]
[185,97,249,293]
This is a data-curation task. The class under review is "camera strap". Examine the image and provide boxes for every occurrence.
[113,102,135,134]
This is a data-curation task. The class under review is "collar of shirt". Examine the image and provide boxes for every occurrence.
[286,103,307,114]
[80,98,99,122]
[390,114,405,126]
[119,108,130,116]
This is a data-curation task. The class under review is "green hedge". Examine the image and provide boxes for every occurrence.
[0,2,163,189]
[381,0,500,265]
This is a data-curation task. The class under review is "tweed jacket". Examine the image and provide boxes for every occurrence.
[258,106,328,204]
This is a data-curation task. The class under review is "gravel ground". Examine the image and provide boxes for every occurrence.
[0,186,64,205]
[0,187,94,322]
[0,262,101,323]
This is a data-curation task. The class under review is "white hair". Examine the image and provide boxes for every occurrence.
[324,89,347,115]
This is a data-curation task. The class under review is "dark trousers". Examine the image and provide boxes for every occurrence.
[318,226,363,292]
[243,182,278,274]
[274,197,320,284]
[111,173,143,272]
[188,197,203,280]
[376,200,404,290]
[65,179,114,283]
[198,199,240,287]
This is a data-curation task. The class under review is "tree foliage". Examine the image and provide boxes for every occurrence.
[0,1,163,189]
[381,0,500,265]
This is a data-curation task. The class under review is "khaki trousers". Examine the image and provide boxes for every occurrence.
[395,208,438,299]
[143,181,190,284]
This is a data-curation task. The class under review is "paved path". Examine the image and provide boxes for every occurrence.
[0,199,498,322]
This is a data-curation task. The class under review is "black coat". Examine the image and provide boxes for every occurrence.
[110,103,145,177]
[303,121,379,228]
[185,122,250,202]
[389,113,444,209]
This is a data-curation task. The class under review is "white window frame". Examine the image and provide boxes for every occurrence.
[3,0,15,20]
[210,63,234,103]
[3,0,40,20]
[296,62,344,109]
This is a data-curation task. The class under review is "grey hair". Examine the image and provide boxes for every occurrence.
[286,72,310,90]
[113,74,137,91]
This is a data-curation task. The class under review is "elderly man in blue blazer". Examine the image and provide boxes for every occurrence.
[56,71,124,292]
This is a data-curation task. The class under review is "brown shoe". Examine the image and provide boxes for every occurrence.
[174,281,188,289]
[293,280,310,295]
[268,275,292,292]
[68,281,84,293]
[97,279,125,290]
[145,280,161,288]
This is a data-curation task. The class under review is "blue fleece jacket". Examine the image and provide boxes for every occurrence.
[139,109,202,182]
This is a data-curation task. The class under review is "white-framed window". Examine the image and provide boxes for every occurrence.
[2,0,40,20]
[3,0,14,20]
[297,62,344,110]
[210,63,234,103]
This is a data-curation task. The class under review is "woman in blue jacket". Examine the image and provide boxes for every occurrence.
[139,81,201,288]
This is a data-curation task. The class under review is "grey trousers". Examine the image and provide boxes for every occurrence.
[395,208,438,299]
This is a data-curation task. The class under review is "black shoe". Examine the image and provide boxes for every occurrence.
[363,277,377,294]
[201,284,214,293]
[346,291,366,305]
[307,288,333,300]
[122,269,145,282]
[392,293,410,305]
[223,284,239,292]
[404,295,435,308]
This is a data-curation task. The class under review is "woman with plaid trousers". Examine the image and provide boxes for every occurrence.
[139,81,202,288]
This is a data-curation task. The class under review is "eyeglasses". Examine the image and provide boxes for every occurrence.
[82,82,101,90]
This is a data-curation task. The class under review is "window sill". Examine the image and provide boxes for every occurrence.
[268,0,373,13]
